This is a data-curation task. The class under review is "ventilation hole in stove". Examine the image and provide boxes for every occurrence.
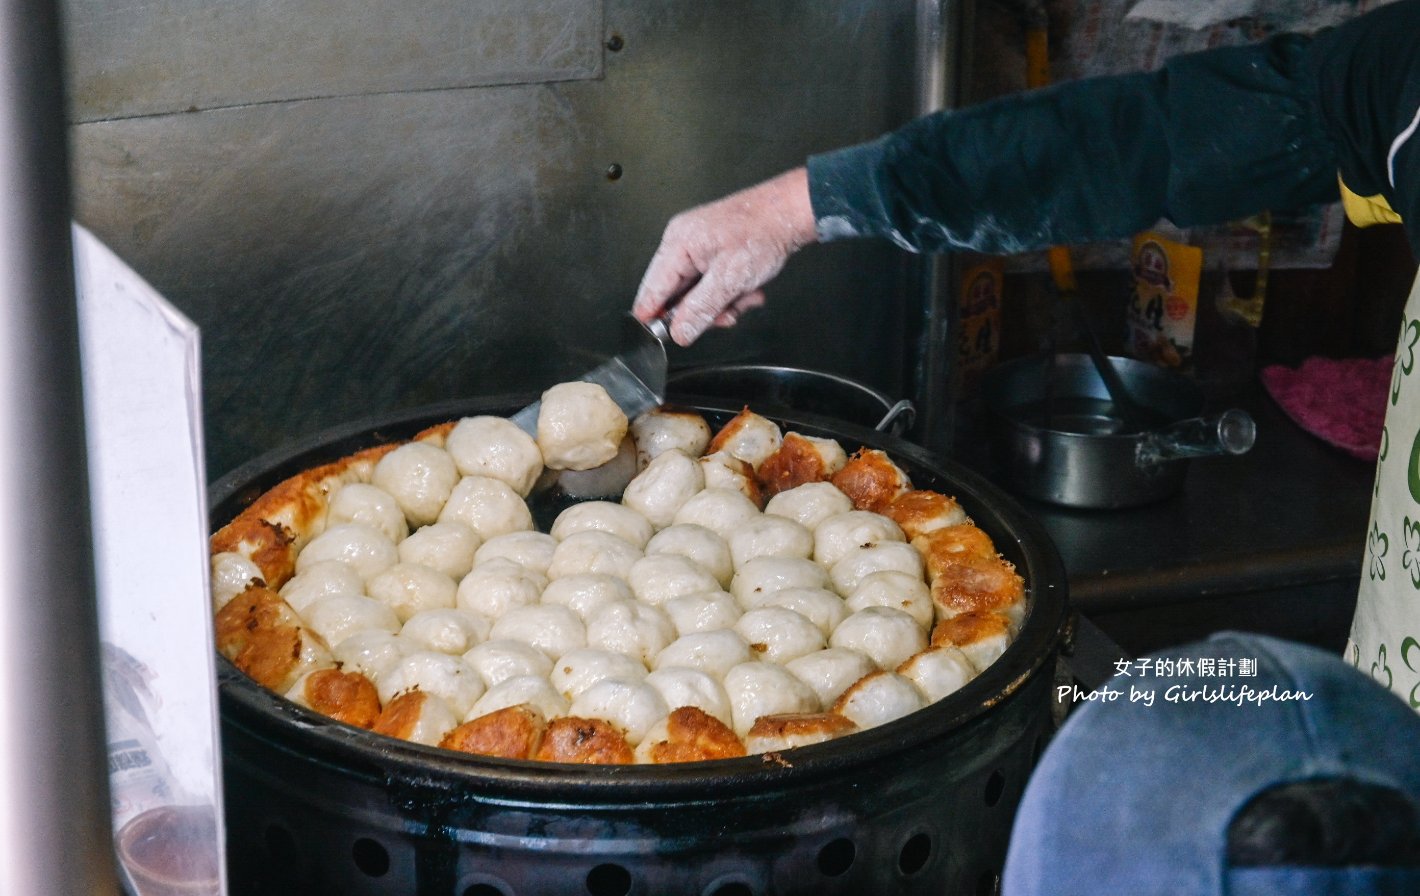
[816,837,856,876]
[898,832,932,875]
[352,837,390,877]
[976,869,1002,895]
[585,863,632,896]
[463,885,507,896]
[984,770,1006,807]
[704,883,753,896]
[263,823,300,868]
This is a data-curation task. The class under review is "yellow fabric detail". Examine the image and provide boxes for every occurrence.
[1339,176,1402,227]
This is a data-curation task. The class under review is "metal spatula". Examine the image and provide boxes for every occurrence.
[510,314,670,436]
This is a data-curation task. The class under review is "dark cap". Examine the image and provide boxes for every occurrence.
[1003,632,1420,895]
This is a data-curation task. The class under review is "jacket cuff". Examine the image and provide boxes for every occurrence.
[807,136,894,244]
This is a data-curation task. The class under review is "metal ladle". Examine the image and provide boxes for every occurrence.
[1043,242,1152,433]
[1067,291,1153,430]
[1023,10,1150,434]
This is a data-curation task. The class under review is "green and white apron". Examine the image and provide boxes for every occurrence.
[1348,270,1420,707]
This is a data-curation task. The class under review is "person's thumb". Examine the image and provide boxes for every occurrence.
[633,243,701,322]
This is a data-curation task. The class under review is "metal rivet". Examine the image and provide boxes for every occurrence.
[605,163,623,181]
[606,33,624,52]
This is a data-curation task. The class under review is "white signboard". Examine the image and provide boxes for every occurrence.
[74,224,226,896]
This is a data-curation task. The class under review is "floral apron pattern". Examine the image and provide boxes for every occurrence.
[1349,271,1420,709]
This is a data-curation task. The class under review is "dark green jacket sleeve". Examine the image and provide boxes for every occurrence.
[808,0,1420,257]
[1309,0,1420,248]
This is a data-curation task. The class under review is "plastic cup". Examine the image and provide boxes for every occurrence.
[116,804,221,896]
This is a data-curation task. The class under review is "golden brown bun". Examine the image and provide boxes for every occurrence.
[440,704,548,759]
[757,433,835,496]
[912,523,998,581]
[371,690,433,741]
[830,449,912,513]
[210,518,298,591]
[886,490,966,541]
[533,717,635,765]
[929,554,1024,617]
[302,669,382,729]
[931,610,1015,649]
[642,707,747,763]
[746,712,857,746]
[707,407,774,458]
[214,587,305,691]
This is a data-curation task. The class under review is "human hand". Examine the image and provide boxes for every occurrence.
[632,167,817,346]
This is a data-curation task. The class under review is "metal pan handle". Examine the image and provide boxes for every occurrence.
[1136,409,1256,467]
[874,399,917,433]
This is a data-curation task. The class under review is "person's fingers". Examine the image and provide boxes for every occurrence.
[633,240,703,323]
[731,291,767,314]
[667,270,747,346]
[711,290,767,328]
[634,167,813,331]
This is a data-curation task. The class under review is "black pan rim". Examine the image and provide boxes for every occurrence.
[212,394,1070,802]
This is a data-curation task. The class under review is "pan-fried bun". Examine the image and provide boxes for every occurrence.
[636,706,746,763]
[758,433,848,497]
[912,524,997,581]
[706,407,782,470]
[441,703,548,760]
[445,415,544,496]
[833,671,927,730]
[371,442,460,526]
[745,711,857,753]
[622,449,704,528]
[630,408,712,470]
[830,448,912,513]
[372,690,459,747]
[287,668,382,729]
[215,586,332,692]
[929,554,1025,623]
[537,382,629,472]
[764,481,854,531]
[930,611,1016,672]
[533,716,635,764]
[886,490,967,541]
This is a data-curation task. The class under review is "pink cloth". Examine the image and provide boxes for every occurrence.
[1260,356,1392,462]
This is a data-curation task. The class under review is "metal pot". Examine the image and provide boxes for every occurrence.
[981,353,1255,509]
[665,365,915,436]
[212,397,1068,896]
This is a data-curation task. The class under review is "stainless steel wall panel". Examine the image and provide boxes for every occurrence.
[67,0,605,121]
[68,1,926,477]
[910,0,973,452]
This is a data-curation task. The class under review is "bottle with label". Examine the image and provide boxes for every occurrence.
[957,257,1005,395]
[1126,232,1203,368]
